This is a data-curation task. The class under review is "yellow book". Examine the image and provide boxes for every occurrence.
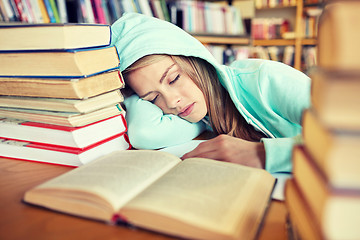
[293,145,360,240]
[302,110,360,189]
[0,46,119,78]
[37,0,50,23]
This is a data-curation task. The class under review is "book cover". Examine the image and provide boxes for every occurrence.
[302,110,360,189]
[285,179,323,240]
[0,113,127,148]
[0,104,125,127]
[0,133,131,167]
[0,89,124,112]
[0,70,124,99]
[310,69,360,130]
[0,23,111,51]
[23,149,275,240]
[292,145,360,240]
[0,46,119,78]
[317,1,360,71]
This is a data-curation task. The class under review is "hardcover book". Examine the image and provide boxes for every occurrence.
[302,110,360,189]
[0,46,119,78]
[317,1,360,71]
[285,179,323,240]
[0,114,127,148]
[310,70,360,130]
[0,133,131,167]
[292,145,360,240]
[0,23,111,51]
[0,104,125,127]
[0,90,124,112]
[23,149,275,240]
[0,70,124,99]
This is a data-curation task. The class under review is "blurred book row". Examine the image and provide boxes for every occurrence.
[286,1,360,239]
[205,44,316,70]
[255,0,297,9]
[0,23,131,167]
[251,12,322,41]
[255,0,324,9]
[0,0,246,35]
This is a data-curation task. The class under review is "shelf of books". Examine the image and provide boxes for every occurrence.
[0,0,324,70]
[286,1,360,239]
[252,0,323,71]
[0,0,252,65]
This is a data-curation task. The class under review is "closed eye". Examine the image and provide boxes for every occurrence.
[150,95,158,103]
[169,74,180,85]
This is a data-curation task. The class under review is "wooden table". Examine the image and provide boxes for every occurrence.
[0,157,288,240]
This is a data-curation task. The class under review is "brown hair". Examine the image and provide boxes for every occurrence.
[123,54,267,142]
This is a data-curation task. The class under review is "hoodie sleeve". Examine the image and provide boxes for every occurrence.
[124,94,206,149]
[261,135,303,173]
[257,61,311,173]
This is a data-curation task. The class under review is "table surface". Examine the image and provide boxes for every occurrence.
[0,157,288,240]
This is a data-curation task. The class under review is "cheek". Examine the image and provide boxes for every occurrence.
[154,99,172,114]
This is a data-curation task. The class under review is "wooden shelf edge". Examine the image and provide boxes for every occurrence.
[255,4,297,10]
[193,35,250,45]
[252,39,296,46]
[252,38,317,47]
[302,38,317,45]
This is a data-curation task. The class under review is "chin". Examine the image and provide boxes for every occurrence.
[184,113,207,123]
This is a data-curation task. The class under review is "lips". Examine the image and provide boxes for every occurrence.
[178,103,194,118]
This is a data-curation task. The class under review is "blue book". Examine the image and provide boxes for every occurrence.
[43,0,56,22]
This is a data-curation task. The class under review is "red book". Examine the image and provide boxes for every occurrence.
[0,114,127,149]
[91,0,106,24]
[0,133,131,167]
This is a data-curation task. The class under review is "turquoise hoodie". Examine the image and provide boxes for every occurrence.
[111,13,311,173]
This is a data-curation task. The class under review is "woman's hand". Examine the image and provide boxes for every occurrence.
[182,134,266,169]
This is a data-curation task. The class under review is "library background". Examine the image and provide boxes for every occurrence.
[0,0,324,73]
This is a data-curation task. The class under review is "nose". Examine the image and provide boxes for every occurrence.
[163,91,181,109]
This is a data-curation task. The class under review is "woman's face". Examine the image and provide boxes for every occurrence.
[126,56,208,123]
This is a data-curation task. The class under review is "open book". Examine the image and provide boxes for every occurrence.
[24,150,275,240]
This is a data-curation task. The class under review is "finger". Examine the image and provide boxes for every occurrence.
[181,141,216,159]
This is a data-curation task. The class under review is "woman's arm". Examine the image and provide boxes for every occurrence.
[184,60,311,173]
[124,94,207,149]
[256,60,311,173]
[182,134,266,169]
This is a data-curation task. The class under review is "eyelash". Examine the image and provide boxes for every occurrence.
[150,74,180,103]
[170,74,180,84]
[150,96,158,103]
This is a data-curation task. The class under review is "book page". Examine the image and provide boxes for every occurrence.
[26,150,181,212]
[122,158,275,239]
[160,140,290,201]
[159,140,206,157]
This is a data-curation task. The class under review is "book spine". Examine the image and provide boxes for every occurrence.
[1,0,16,21]
[42,0,55,22]
[0,131,129,154]
[36,0,50,22]
[48,0,60,22]
[56,0,67,22]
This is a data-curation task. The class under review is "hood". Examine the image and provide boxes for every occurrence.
[110,12,229,85]
[110,13,274,138]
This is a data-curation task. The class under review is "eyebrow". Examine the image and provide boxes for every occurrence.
[138,63,176,99]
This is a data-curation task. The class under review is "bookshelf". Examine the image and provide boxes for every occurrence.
[252,0,323,71]
[0,0,322,71]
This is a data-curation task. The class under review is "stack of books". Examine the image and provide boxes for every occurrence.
[0,23,131,167]
[285,1,360,240]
